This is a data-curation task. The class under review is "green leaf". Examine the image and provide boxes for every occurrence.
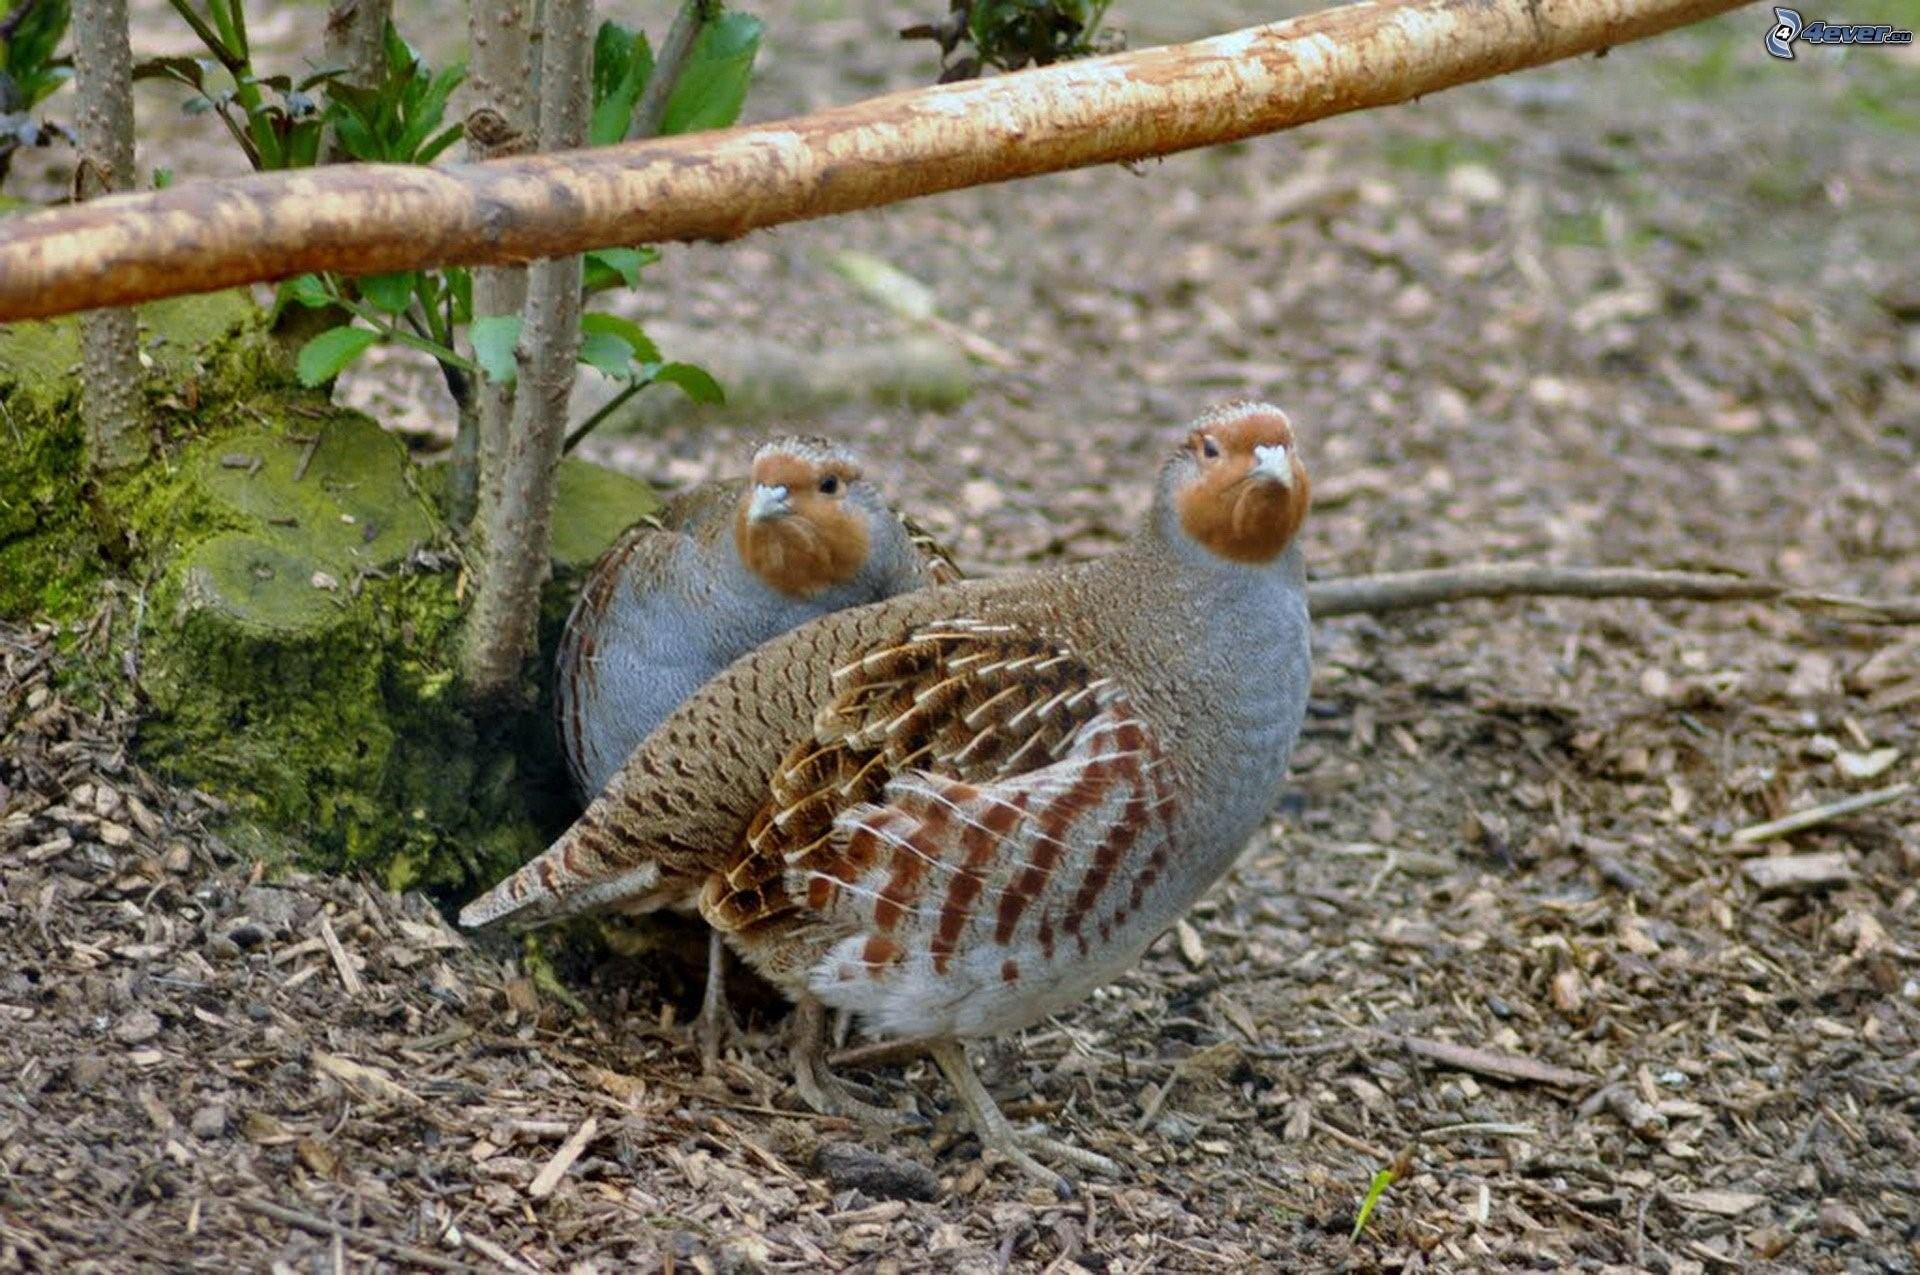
[280,273,332,309]
[578,331,639,380]
[578,312,661,364]
[296,325,381,386]
[446,268,473,325]
[661,12,762,136]
[582,246,658,293]
[469,315,521,385]
[590,20,654,146]
[650,361,724,405]
[152,167,175,189]
[131,55,208,90]
[416,121,464,165]
[8,0,70,91]
[1351,1166,1396,1241]
[360,271,415,315]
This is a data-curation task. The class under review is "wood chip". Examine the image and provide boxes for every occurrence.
[318,915,364,997]
[1669,1189,1767,1216]
[312,1052,420,1107]
[526,1116,598,1200]
[1741,852,1855,894]
[1174,918,1207,969]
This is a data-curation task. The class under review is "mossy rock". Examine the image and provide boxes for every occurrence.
[0,289,267,617]
[2,292,663,895]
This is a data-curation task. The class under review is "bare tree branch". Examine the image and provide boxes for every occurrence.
[1307,564,1920,626]
[0,0,1754,323]
[69,0,147,471]
[460,0,595,701]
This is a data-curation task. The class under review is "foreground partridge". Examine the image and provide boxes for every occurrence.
[556,434,959,802]
[468,403,1312,1191]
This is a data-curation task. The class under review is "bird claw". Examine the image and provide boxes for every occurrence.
[927,1039,1119,1197]
[977,1126,1119,1198]
[793,1056,923,1130]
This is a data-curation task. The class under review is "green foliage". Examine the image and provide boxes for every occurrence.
[1351,1165,1395,1240]
[468,315,521,386]
[590,20,654,146]
[326,27,465,165]
[295,324,381,386]
[136,0,345,171]
[660,12,763,135]
[1,0,69,108]
[152,1,759,471]
[0,0,73,185]
[904,0,1116,80]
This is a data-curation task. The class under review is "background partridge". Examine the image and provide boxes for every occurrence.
[469,404,1313,1192]
[555,434,958,802]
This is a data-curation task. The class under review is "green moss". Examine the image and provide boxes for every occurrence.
[2,292,660,894]
[0,290,267,619]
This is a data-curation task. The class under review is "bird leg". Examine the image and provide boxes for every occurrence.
[789,995,914,1127]
[928,1038,1119,1198]
[692,928,734,1072]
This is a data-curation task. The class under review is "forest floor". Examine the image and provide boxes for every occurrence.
[5,1,1920,1271]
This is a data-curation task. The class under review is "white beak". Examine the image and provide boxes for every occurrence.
[1250,443,1294,487]
[747,483,791,523]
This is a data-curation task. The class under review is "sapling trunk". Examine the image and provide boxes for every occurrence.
[69,0,147,471]
[321,0,393,161]
[451,0,537,528]
[459,0,594,701]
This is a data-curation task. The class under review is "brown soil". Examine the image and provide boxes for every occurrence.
[5,1,1920,1270]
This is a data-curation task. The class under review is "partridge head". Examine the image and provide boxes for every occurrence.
[474,404,1311,1191]
[555,435,959,801]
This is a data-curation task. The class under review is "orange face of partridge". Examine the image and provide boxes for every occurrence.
[1174,409,1311,565]
[733,452,871,597]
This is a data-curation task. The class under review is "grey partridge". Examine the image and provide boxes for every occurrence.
[556,434,959,802]
[469,404,1313,1192]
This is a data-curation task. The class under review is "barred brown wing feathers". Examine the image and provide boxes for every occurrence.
[705,618,1181,1003]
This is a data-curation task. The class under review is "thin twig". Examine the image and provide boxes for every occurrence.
[561,377,648,454]
[1729,783,1913,847]
[230,1198,481,1273]
[1390,1034,1594,1089]
[1308,564,1920,625]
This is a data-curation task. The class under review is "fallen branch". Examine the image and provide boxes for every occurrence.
[1308,564,1920,626]
[0,0,1753,321]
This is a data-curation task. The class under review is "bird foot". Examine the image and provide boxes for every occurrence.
[789,995,922,1129]
[929,1039,1119,1198]
[792,1054,920,1128]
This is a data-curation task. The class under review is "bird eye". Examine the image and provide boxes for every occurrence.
[1201,435,1221,460]
[818,475,841,495]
